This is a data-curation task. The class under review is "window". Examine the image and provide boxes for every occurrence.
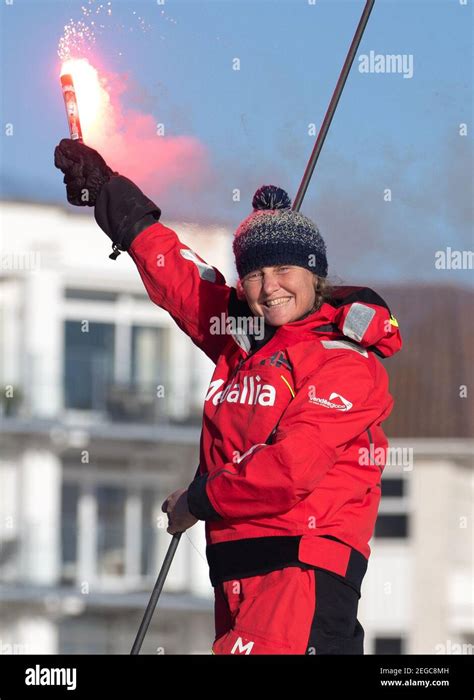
[60,476,161,584]
[131,325,166,389]
[374,637,404,655]
[97,486,126,577]
[63,319,169,420]
[61,483,79,581]
[105,325,167,422]
[375,514,408,538]
[376,477,409,539]
[64,321,115,410]
[58,618,108,654]
[141,489,157,576]
[382,478,404,498]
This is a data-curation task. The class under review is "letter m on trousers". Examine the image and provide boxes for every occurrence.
[231,637,254,654]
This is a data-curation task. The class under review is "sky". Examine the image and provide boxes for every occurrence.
[0,0,472,285]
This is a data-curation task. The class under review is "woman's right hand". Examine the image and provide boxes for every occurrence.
[54,138,118,207]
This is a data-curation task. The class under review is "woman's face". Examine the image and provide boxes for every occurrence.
[241,265,318,326]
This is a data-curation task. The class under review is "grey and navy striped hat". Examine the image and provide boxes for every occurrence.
[233,185,328,280]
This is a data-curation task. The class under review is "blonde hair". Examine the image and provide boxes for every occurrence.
[298,274,333,317]
[313,274,334,311]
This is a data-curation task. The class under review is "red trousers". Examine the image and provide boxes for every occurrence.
[212,565,364,655]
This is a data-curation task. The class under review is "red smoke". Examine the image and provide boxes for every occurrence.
[65,59,212,199]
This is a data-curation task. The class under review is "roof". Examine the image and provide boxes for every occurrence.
[374,284,474,438]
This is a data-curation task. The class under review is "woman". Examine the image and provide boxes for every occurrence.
[55,139,402,655]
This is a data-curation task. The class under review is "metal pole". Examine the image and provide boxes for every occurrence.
[292,0,375,212]
[130,532,183,655]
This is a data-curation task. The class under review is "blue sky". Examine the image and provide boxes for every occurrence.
[0,0,472,285]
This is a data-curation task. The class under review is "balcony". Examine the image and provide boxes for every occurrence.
[105,382,168,424]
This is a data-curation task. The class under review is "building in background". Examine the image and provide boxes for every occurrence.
[0,201,472,654]
[0,200,231,654]
[364,285,474,655]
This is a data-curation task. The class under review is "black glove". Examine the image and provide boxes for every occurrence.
[94,174,162,259]
[54,138,117,207]
[54,139,161,259]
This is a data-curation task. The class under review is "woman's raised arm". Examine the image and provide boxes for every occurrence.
[54,139,233,363]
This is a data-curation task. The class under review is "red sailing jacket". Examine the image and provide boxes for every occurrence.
[128,221,402,594]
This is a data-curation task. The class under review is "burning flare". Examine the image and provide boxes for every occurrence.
[60,58,110,141]
[57,56,210,197]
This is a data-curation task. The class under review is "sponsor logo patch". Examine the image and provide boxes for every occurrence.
[205,376,276,406]
[309,391,353,411]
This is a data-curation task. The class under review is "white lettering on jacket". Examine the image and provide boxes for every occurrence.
[205,376,276,406]
[309,391,353,411]
[231,637,254,654]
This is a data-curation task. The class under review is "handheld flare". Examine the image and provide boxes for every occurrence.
[60,73,83,142]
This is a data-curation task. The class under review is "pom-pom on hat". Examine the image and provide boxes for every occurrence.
[233,184,328,281]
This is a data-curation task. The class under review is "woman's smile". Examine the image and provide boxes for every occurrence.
[262,296,294,309]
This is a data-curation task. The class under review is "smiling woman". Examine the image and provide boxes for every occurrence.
[54,143,402,655]
[242,264,333,326]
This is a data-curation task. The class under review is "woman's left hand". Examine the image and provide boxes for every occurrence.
[161,488,198,535]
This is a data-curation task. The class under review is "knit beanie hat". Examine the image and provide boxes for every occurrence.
[233,185,328,280]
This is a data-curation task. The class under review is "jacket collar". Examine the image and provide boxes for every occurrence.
[245,285,402,359]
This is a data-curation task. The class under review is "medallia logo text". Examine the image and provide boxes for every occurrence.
[205,376,276,406]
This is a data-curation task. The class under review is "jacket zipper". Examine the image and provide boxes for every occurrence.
[233,348,258,375]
